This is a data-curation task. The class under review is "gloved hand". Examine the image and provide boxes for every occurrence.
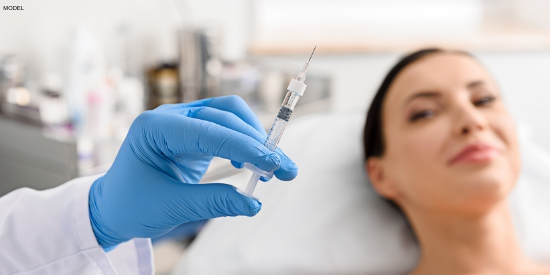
[89,96,298,251]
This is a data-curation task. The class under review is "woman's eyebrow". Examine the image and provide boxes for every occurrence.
[467,80,485,88]
[403,91,440,107]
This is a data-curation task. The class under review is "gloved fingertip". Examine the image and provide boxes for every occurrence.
[248,199,262,216]
[259,176,270,182]
[273,149,298,181]
[231,160,244,169]
[233,187,262,216]
[267,153,281,170]
[274,165,298,181]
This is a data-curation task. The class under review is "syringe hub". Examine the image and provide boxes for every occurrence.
[288,77,307,96]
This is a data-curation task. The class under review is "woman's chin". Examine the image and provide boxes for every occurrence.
[448,170,515,213]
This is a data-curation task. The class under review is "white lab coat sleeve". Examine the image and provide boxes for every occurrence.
[0,174,154,275]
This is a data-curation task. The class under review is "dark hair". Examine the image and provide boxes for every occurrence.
[363,48,471,160]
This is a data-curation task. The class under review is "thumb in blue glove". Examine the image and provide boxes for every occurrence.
[89,96,298,251]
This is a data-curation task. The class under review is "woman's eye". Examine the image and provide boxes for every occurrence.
[474,96,496,106]
[409,110,434,122]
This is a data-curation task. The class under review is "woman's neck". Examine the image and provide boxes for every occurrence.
[407,200,536,275]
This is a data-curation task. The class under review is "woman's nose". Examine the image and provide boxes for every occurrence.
[453,103,488,136]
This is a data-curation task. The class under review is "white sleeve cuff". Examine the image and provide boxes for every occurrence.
[0,174,154,275]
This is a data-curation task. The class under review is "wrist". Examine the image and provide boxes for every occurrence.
[88,176,123,251]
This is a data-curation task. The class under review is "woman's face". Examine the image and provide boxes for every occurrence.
[367,53,520,214]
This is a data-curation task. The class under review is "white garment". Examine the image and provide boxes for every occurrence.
[0,174,154,275]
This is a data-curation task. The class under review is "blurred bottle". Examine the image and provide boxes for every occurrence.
[108,67,144,142]
[62,28,116,174]
[0,56,25,114]
[178,28,221,103]
[39,71,71,137]
[108,24,146,143]
[63,28,106,136]
[147,63,180,109]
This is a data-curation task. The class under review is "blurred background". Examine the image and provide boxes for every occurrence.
[3,0,550,273]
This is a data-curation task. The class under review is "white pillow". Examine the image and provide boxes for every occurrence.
[171,111,550,275]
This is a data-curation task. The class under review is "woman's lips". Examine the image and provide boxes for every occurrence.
[449,143,499,165]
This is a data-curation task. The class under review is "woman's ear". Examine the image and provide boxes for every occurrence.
[366,157,401,200]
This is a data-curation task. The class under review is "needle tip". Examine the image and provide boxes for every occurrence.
[308,46,317,62]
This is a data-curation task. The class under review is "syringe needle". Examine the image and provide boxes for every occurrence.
[308,46,316,62]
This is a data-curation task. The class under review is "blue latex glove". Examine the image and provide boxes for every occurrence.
[89,96,298,251]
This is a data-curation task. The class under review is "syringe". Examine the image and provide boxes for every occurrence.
[240,47,316,198]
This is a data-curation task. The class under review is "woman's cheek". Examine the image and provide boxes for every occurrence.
[405,123,445,161]
[492,112,520,178]
[396,124,444,183]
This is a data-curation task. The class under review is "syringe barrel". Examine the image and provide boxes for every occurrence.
[263,90,301,151]
[278,91,300,120]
